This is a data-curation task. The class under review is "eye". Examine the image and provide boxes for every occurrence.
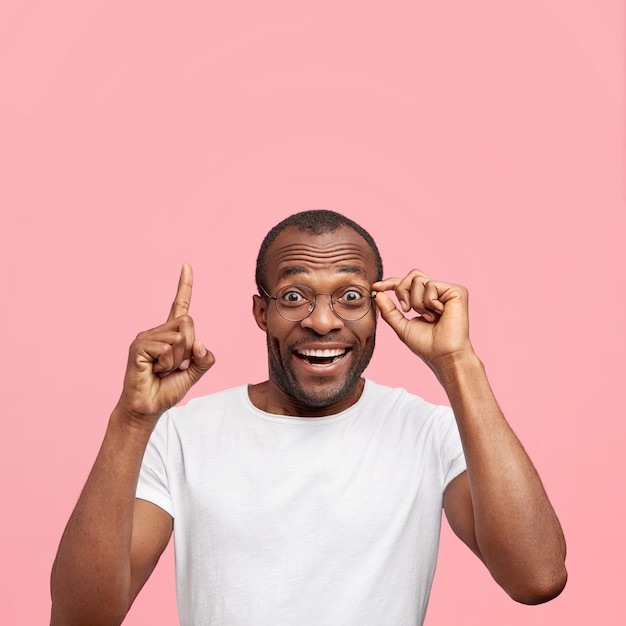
[336,286,367,304]
[344,290,363,302]
[278,286,311,306]
[284,291,305,303]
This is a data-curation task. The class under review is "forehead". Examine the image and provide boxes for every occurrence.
[264,225,377,286]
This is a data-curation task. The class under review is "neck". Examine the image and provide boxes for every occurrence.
[248,378,365,417]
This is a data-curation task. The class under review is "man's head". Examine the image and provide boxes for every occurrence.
[253,210,383,415]
[255,210,383,293]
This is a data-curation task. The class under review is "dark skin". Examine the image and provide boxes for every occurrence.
[51,226,566,625]
[249,227,379,416]
[50,266,215,624]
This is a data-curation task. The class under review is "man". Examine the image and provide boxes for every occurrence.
[50,210,567,625]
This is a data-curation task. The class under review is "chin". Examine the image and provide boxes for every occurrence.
[267,335,375,410]
[295,381,356,408]
[276,367,365,409]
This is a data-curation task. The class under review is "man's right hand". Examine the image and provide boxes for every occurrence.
[115,263,215,424]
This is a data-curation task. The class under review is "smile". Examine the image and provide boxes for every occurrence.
[295,348,348,365]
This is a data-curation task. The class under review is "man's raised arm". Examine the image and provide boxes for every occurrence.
[50,265,215,625]
[373,270,567,604]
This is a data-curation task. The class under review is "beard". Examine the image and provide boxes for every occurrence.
[267,333,376,409]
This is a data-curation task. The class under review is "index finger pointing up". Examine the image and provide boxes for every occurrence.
[168,263,193,321]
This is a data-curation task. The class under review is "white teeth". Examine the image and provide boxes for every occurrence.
[297,348,346,358]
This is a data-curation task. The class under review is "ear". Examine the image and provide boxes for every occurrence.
[372,293,381,320]
[252,294,268,331]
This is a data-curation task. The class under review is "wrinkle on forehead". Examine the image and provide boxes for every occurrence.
[274,241,372,266]
[262,227,378,287]
[274,244,374,281]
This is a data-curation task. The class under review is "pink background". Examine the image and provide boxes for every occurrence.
[1,1,623,624]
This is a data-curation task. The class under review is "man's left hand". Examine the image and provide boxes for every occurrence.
[373,270,474,371]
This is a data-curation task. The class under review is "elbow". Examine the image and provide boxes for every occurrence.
[50,577,130,626]
[50,602,128,626]
[507,564,568,605]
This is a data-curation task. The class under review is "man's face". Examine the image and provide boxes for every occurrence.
[253,226,379,416]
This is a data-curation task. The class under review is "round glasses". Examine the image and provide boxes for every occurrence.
[260,284,376,322]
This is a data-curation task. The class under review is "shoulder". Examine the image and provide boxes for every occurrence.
[177,385,247,412]
[156,385,249,430]
[361,379,458,437]
[362,379,449,417]
[360,381,464,479]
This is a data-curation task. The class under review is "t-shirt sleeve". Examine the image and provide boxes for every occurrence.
[136,414,174,518]
[436,406,467,489]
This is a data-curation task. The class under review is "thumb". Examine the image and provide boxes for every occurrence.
[375,291,409,337]
[186,339,216,383]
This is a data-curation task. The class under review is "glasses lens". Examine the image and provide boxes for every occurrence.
[273,284,373,321]
[331,285,372,321]
[275,285,315,321]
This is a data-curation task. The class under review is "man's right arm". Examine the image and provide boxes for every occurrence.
[50,410,172,625]
[50,265,215,625]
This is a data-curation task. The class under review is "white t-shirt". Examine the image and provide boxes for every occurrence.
[137,379,467,626]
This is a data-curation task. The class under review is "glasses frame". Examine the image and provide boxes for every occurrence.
[259,283,377,322]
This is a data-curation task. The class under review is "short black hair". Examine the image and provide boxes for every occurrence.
[255,210,383,291]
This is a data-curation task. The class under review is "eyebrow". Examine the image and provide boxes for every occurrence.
[278,266,369,279]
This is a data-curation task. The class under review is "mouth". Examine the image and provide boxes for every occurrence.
[294,347,349,366]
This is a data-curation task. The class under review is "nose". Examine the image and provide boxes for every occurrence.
[300,294,344,335]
